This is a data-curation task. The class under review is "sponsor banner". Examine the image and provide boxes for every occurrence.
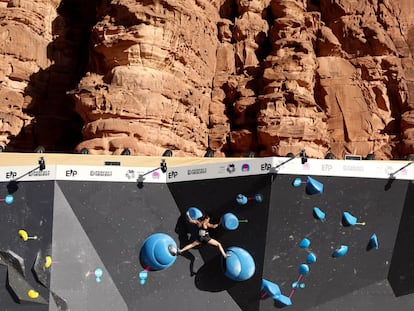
[0,165,56,182]
[167,158,274,182]
[55,165,166,183]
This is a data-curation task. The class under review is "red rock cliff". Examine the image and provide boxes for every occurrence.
[0,0,414,159]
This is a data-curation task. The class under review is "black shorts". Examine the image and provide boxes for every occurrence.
[198,234,211,243]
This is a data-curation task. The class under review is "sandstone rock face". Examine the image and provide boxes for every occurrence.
[0,0,414,159]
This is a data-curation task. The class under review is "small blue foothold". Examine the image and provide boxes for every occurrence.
[299,238,311,249]
[306,252,317,264]
[139,270,148,285]
[342,211,357,226]
[274,294,292,306]
[236,194,248,205]
[369,233,379,250]
[313,207,325,220]
[292,177,302,187]
[299,264,310,275]
[4,194,14,204]
[332,245,348,258]
[94,268,103,278]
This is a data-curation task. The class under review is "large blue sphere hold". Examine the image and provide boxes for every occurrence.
[187,207,203,221]
[140,233,177,271]
[221,213,239,230]
[223,246,255,281]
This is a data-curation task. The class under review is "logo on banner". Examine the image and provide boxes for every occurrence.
[90,170,112,177]
[302,162,310,170]
[343,165,364,172]
[152,171,160,179]
[241,163,250,172]
[168,171,178,179]
[321,164,332,172]
[66,169,78,177]
[125,170,135,179]
[261,163,272,171]
[29,170,50,177]
[226,164,236,174]
[5,171,17,179]
[187,168,207,175]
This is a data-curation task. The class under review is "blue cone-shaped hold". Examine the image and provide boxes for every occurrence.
[342,211,356,226]
[222,213,239,230]
[4,194,14,204]
[306,252,317,264]
[292,177,303,187]
[187,207,203,221]
[299,264,310,275]
[140,233,177,271]
[299,238,311,249]
[369,233,379,250]
[224,246,255,281]
[274,294,292,307]
[332,245,348,258]
[306,176,324,194]
[236,194,248,205]
[313,207,325,220]
[261,279,281,298]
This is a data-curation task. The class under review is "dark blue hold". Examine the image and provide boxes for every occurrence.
[306,252,317,264]
[369,233,379,250]
[306,176,324,195]
[223,246,255,281]
[140,233,177,271]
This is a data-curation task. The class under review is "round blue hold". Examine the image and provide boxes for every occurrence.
[299,238,311,249]
[292,177,303,187]
[140,233,177,271]
[236,194,248,205]
[299,264,310,275]
[221,213,239,230]
[223,246,255,281]
[306,252,317,264]
[187,207,203,221]
[4,194,14,205]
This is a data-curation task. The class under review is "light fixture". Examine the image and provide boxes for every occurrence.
[34,146,45,153]
[162,149,173,157]
[137,159,168,189]
[79,147,89,154]
[406,154,414,161]
[325,152,335,159]
[245,151,255,158]
[300,149,307,164]
[121,148,131,155]
[286,152,295,158]
[365,153,375,160]
[0,146,4,152]
[204,148,215,157]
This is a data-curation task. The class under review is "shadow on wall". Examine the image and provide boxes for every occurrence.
[6,0,104,152]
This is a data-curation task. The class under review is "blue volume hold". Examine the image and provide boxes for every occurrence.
[224,247,255,281]
[221,213,239,230]
[236,194,248,205]
[140,233,177,271]
[332,245,348,258]
[274,294,292,307]
[261,279,281,298]
[306,176,324,194]
[299,238,311,249]
[313,207,325,220]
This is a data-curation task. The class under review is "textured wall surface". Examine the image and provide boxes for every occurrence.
[0,0,414,159]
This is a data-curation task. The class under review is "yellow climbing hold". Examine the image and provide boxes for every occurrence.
[44,256,52,268]
[28,289,39,299]
[18,229,28,241]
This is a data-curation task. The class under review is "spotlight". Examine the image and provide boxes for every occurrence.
[0,146,3,152]
[286,152,295,158]
[121,148,131,156]
[34,146,45,153]
[160,159,167,173]
[245,151,255,158]
[38,157,46,171]
[407,154,414,161]
[79,148,89,154]
[365,153,375,160]
[300,149,307,164]
[204,148,215,158]
[325,152,335,159]
[162,149,173,157]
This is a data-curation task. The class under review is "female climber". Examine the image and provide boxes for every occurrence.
[173,212,230,258]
